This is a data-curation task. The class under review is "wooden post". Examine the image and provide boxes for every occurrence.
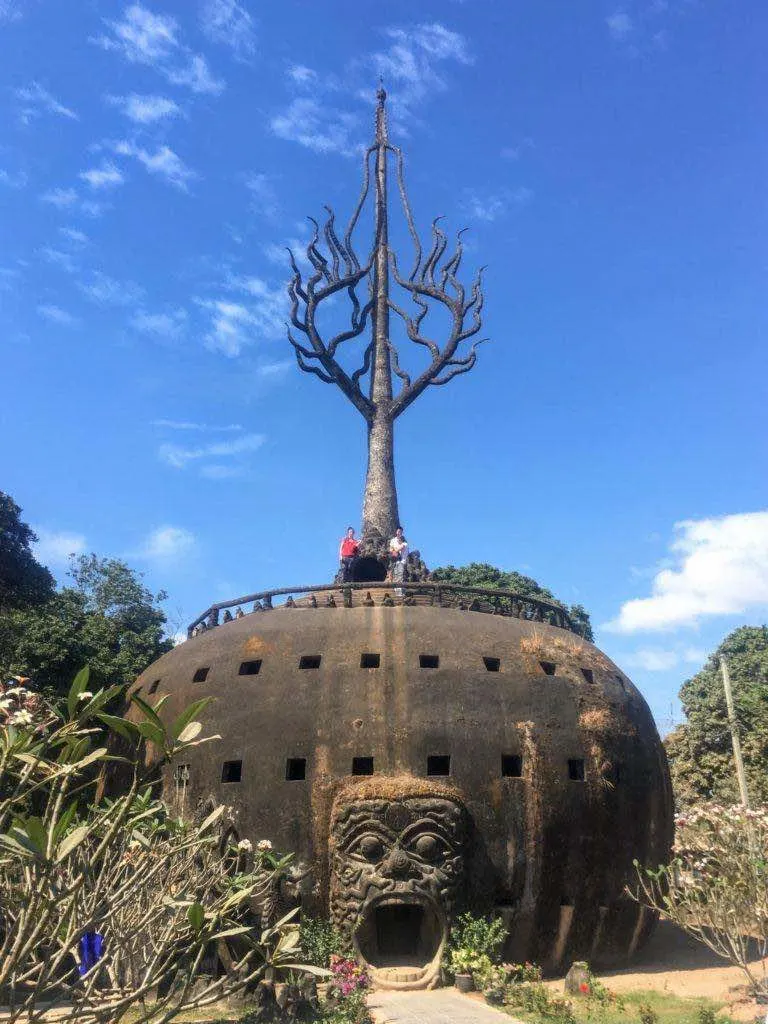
[720,656,750,809]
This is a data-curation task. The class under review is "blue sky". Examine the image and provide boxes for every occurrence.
[2,0,767,731]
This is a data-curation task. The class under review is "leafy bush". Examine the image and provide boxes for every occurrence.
[633,802,768,997]
[637,1002,659,1024]
[301,917,352,968]
[0,668,318,1023]
[447,911,507,977]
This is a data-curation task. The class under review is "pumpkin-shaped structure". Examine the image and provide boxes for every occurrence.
[132,586,672,989]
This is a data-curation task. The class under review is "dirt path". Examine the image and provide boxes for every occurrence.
[548,920,767,1021]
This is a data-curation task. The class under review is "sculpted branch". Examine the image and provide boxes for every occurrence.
[287,87,486,542]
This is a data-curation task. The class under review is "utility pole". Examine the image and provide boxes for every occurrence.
[720,656,751,809]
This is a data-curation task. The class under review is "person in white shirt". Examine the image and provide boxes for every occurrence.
[388,527,408,596]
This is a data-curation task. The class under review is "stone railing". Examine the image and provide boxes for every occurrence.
[186,581,582,639]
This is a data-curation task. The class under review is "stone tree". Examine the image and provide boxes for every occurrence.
[287,87,486,572]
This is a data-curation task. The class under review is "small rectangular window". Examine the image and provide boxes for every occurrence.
[173,763,190,785]
[419,654,439,669]
[222,760,242,783]
[299,655,321,670]
[501,754,523,778]
[352,756,374,776]
[540,661,556,676]
[148,678,161,694]
[580,668,595,684]
[427,755,451,776]
[286,757,307,781]
[239,660,262,676]
[483,657,501,672]
[193,667,210,683]
[568,759,585,782]
[360,653,380,669]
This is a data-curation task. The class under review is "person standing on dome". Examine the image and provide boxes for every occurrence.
[339,526,360,583]
[388,527,408,596]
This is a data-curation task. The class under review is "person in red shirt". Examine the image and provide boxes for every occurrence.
[339,527,360,582]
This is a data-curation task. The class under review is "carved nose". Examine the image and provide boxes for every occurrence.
[383,849,411,878]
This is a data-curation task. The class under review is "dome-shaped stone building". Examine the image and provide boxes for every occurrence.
[132,587,672,989]
[131,89,673,988]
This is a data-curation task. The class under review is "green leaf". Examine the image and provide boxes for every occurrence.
[171,699,211,742]
[187,903,204,933]
[0,834,36,859]
[97,714,139,742]
[196,803,225,835]
[67,666,91,719]
[137,721,165,747]
[131,693,166,734]
[76,747,109,771]
[56,825,91,863]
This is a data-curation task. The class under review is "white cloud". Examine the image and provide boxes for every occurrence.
[287,64,317,86]
[166,54,224,95]
[93,4,179,64]
[244,172,279,219]
[0,169,27,188]
[38,304,79,326]
[139,525,196,560]
[80,160,126,190]
[462,186,532,222]
[16,82,77,124]
[199,0,255,59]
[40,187,78,208]
[606,511,768,633]
[79,271,144,306]
[197,277,287,356]
[93,4,224,95]
[113,140,195,189]
[622,646,709,673]
[131,308,187,338]
[257,359,292,378]
[39,246,78,273]
[0,0,24,22]
[607,11,634,40]
[152,419,243,431]
[59,227,89,246]
[270,97,360,157]
[158,432,265,469]
[33,527,87,565]
[106,92,180,124]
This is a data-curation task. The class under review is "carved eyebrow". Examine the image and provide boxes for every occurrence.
[337,822,396,846]
[400,820,457,844]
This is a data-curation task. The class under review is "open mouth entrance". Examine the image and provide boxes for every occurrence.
[357,900,443,969]
[351,556,387,583]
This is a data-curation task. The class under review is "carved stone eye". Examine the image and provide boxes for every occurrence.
[359,835,384,861]
[414,834,439,861]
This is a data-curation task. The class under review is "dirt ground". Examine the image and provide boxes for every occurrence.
[544,920,768,1022]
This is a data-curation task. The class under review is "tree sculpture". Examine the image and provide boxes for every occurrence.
[287,87,486,564]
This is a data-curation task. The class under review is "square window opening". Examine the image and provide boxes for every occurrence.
[148,678,161,694]
[221,760,242,784]
[360,653,380,669]
[419,654,439,669]
[568,758,585,782]
[286,757,307,781]
[299,655,322,670]
[539,661,556,676]
[427,755,451,777]
[352,756,374,776]
[239,660,262,676]
[193,667,210,683]
[483,656,501,673]
[501,754,523,778]
[580,668,594,684]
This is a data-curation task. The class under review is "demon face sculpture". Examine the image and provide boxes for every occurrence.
[329,780,468,989]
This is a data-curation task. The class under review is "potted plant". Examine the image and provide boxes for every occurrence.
[449,948,475,992]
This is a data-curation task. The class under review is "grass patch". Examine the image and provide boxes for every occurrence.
[504,988,736,1024]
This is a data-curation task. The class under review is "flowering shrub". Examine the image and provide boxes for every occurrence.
[0,678,47,729]
[328,954,370,999]
[633,801,768,996]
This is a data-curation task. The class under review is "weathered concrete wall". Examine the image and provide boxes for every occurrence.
[132,603,673,969]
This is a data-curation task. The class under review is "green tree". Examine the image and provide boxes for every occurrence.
[0,491,54,612]
[430,562,594,641]
[0,554,171,695]
[665,625,768,808]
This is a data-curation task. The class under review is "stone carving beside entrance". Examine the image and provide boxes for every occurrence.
[329,778,469,990]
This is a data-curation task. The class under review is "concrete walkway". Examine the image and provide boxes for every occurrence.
[368,988,521,1024]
